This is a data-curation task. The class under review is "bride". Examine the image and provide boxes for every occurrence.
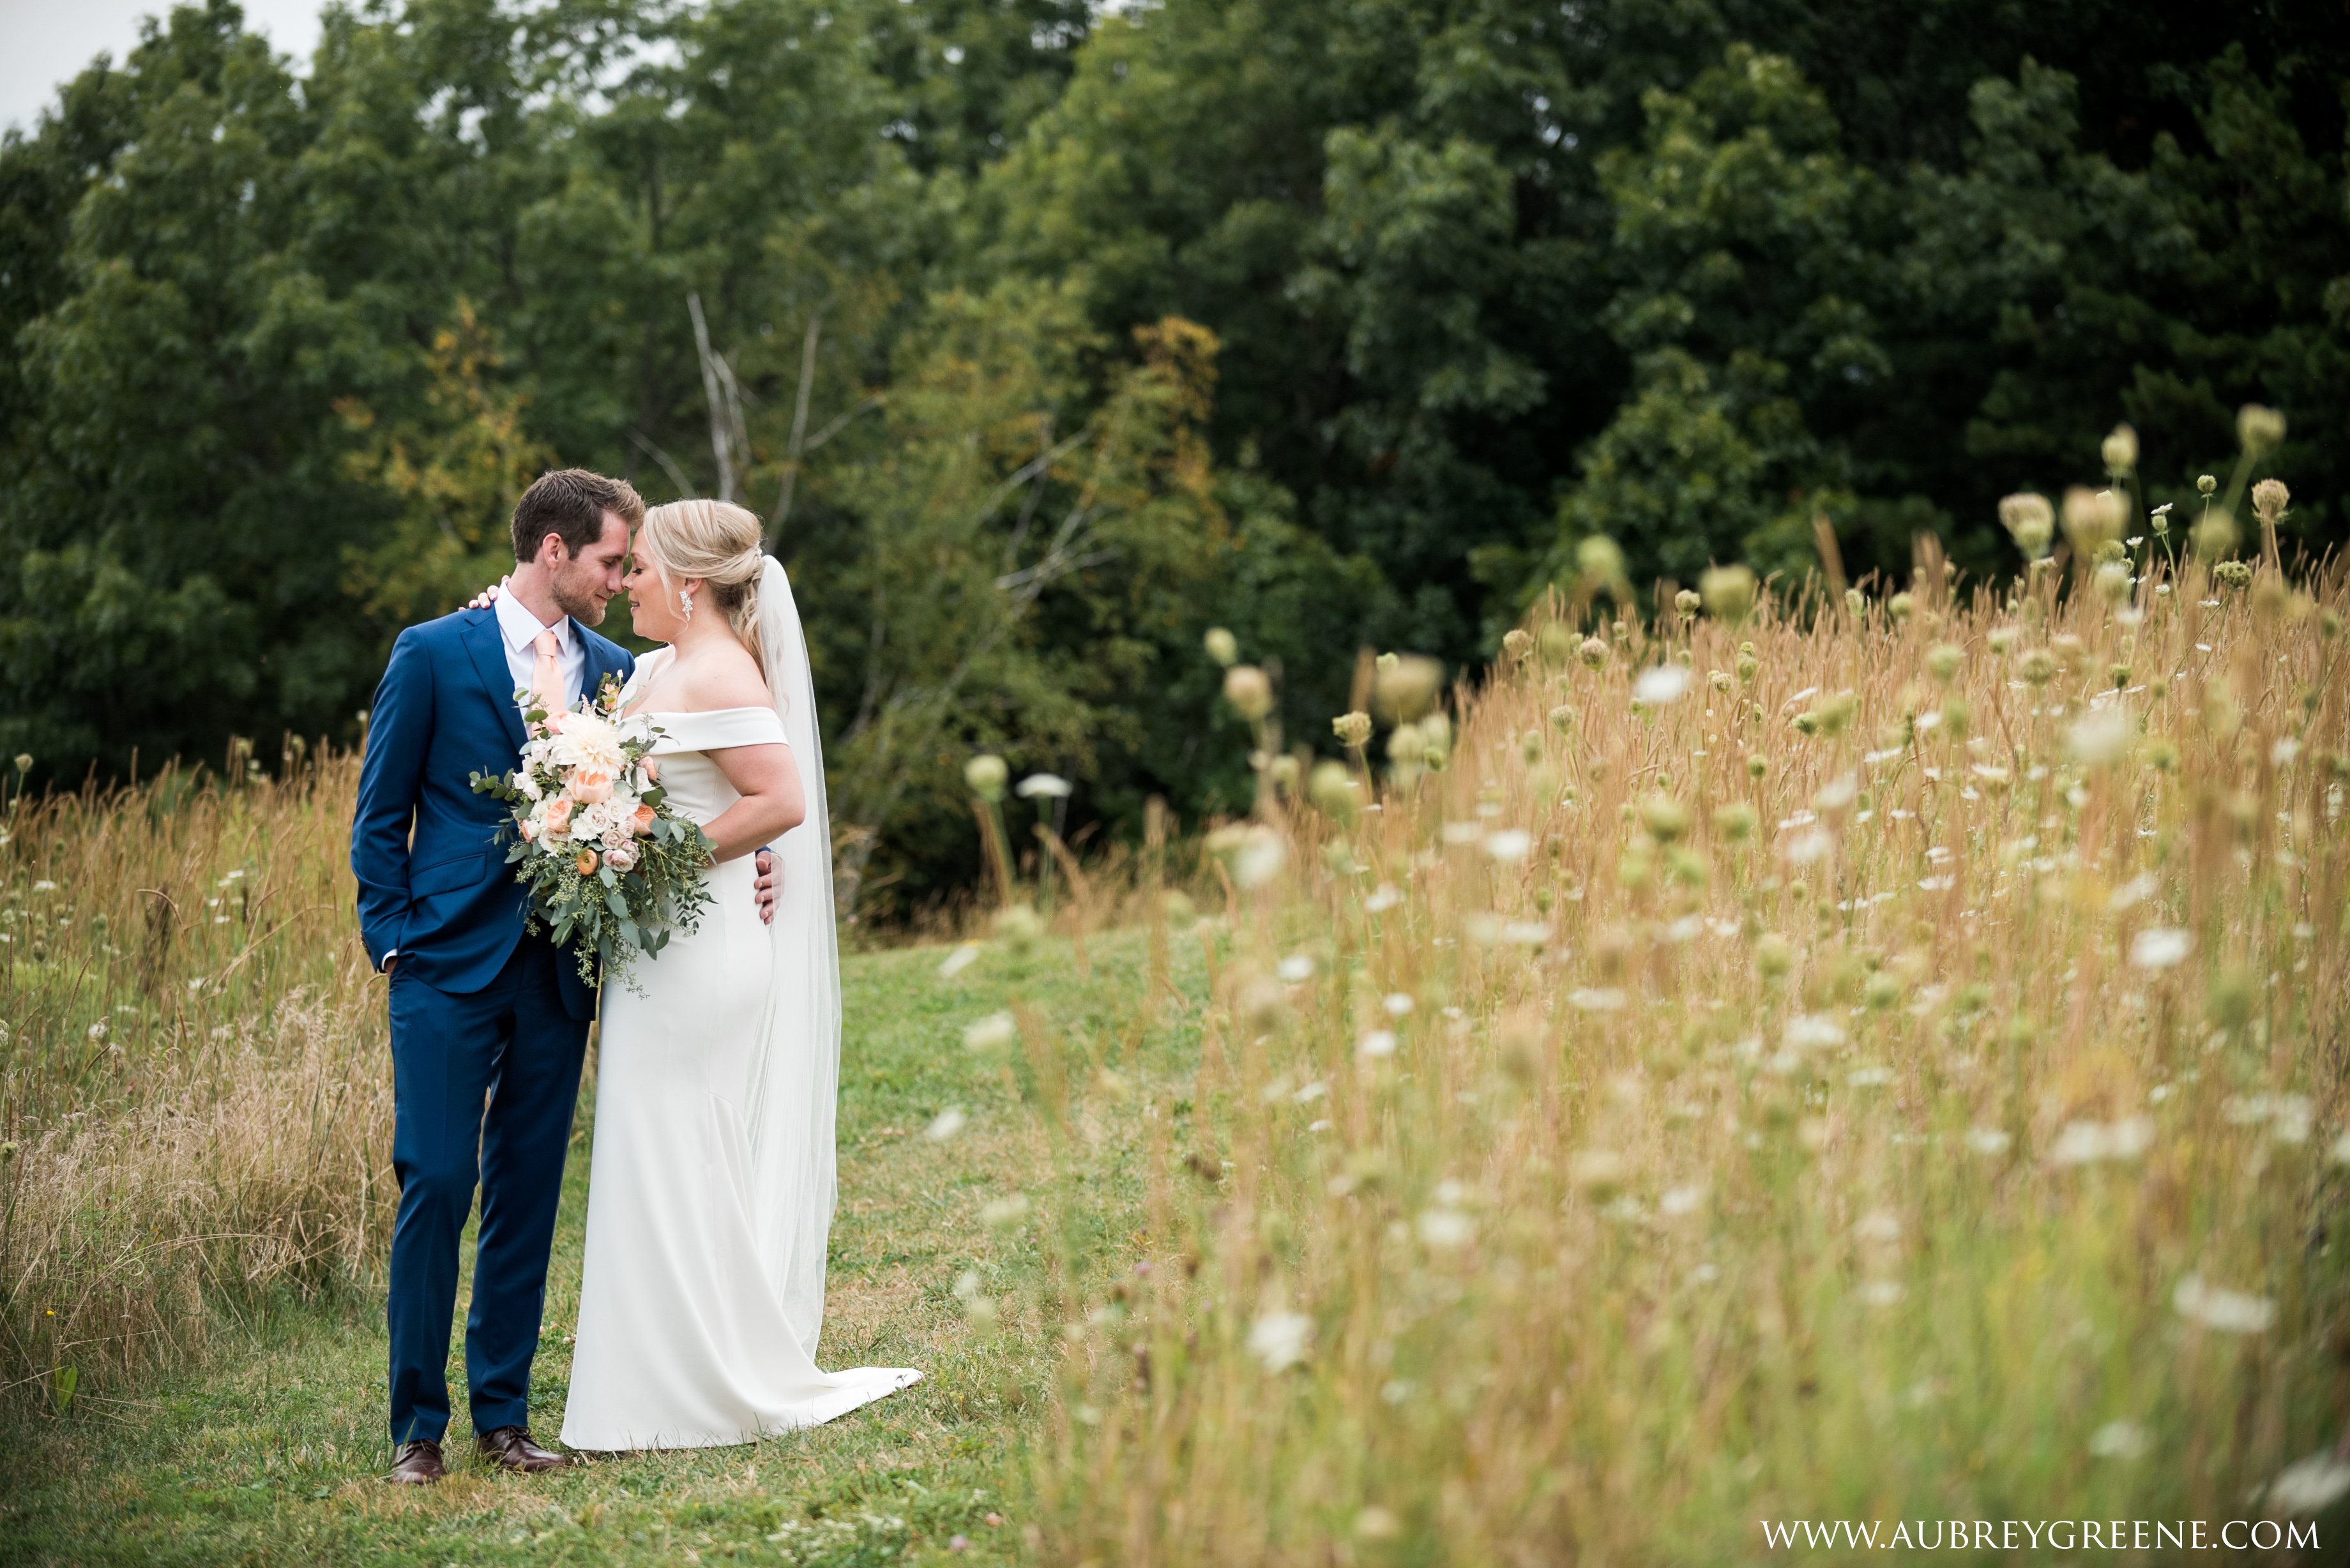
[559,498,920,1449]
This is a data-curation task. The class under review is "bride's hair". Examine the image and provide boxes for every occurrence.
[637,499,766,663]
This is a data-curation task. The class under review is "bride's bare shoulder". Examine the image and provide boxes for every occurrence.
[672,639,772,712]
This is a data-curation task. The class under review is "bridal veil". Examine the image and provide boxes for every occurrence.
[746,555,841,1357]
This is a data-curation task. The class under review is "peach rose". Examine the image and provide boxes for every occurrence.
[575,848,600,876]
[572,767,614,804]
[543,796,574,833]
[604,842,639,872]
[630,804,656,836]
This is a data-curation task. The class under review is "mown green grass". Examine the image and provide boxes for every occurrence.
[0,927,1203,1566]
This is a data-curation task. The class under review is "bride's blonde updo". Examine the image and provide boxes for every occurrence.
[637,499,766,663]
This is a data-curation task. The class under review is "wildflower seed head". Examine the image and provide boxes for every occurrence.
[1735,651,1759,684]
[1224,665,1275,721]
[1746,751,1768,779]
[1925,644,1963,683]
[2237,403,2286,456]
[11,755,29,774]
[2061,486,2125,557]
[1755,932,1794,983]
[1845,588,1866,619]
[1713,801,1757,842]
[1699,564,1759,625]
[1331,710,1372,748]
[1639,794,1690,842]
[2214,560,2254,591]
[1537,622,1574,663]
[1888,591,1915,621]
[1673,589,1701,618]
[2101,423,2139,471]
[1372,654,1443,721]
[1575,535,1629,598]
[1548,703,1578,735]
[2251,478,2289,527]
[1577,636,1610,669]
[1308,760,1357,823]
[2093,561,2133,606]
[2250,573,2286,621]
[964,753,1009,801]
[1999,493,2056,559]
[2019,649,2058,686]
[2197,473,2217,496]
[1203,626,1239,667]
[2192,507,2241,562]
[1502,629,1534,664]
[1939,697,1970,737]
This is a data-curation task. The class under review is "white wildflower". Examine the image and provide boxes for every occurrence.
[1482,829,1531,863]
[2049,1117,2155,1166]
[924,1106,968,1141]
[2129,928,2191,970]
[2089,1421,2148,1459]
[1632,664,1690,705]
[1416,1208,1474,1249]
[963,1013,1017,1053]
[2172,1274,2275,1334]
[1247,1311,1312,1373]
[2267,1452,2350,1517]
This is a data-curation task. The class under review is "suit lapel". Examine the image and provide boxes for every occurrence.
[459,610,531,754]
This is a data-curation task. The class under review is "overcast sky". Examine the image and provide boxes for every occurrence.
[0,0,328,135]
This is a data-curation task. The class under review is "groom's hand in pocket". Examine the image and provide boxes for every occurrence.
[755,848,778,924]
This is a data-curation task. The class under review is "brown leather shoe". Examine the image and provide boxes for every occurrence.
[476,1425,579,1473]
[385,1439,444,1485]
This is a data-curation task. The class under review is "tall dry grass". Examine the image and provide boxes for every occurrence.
[1020,529,2350,1553]
[0,749,391,1410]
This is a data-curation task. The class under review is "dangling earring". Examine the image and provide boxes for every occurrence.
[679,588,694,622]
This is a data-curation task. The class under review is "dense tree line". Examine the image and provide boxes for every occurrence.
[3,0,2341,912]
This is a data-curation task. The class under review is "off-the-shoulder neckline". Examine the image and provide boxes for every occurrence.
[635,705,778,720]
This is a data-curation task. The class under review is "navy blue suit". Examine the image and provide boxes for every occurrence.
[352,607,633,1445]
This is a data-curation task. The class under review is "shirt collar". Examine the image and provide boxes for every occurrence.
[494,589,573,655]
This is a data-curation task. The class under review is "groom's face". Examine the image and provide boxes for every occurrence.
[550,511,632,626]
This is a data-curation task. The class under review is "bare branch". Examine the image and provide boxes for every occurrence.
[626,426,696,499]
[686,291,736,502]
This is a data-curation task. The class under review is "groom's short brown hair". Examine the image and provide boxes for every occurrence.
[512,469,646,562]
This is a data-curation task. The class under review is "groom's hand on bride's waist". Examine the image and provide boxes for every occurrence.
[755,848,777,924]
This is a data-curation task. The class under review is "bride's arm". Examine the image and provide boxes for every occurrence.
[703,743,804,863]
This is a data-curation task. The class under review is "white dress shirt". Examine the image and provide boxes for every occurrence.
[494,589,584,714]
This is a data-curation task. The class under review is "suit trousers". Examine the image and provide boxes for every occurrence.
[385,935,589,1444]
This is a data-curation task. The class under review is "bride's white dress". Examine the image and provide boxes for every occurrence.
[561,646,920,1450]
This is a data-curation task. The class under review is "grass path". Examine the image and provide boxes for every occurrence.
[2,928,1197,1565]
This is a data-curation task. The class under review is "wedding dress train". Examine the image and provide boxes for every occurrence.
[560,603,918,1450]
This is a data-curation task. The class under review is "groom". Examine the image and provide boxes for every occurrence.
[352,469,774,1484]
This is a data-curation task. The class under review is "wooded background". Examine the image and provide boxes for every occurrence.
[3,0,2341,915]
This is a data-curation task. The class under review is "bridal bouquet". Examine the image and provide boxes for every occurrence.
[470,674,713,989]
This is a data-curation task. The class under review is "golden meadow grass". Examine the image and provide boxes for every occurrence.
[2,478,2346,1561]
[1017,543,2350,1557]
[0,750,391,1408]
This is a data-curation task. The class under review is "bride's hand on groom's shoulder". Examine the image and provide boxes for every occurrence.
[755,848,778,924]
[465,578,508,610]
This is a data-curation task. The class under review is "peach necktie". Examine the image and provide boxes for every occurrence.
[531,629,566,718]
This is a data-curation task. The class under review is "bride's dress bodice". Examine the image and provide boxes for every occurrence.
[634,707,789,826]
[618,650,789,827]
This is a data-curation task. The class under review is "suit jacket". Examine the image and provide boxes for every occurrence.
[352,607,635,1020]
